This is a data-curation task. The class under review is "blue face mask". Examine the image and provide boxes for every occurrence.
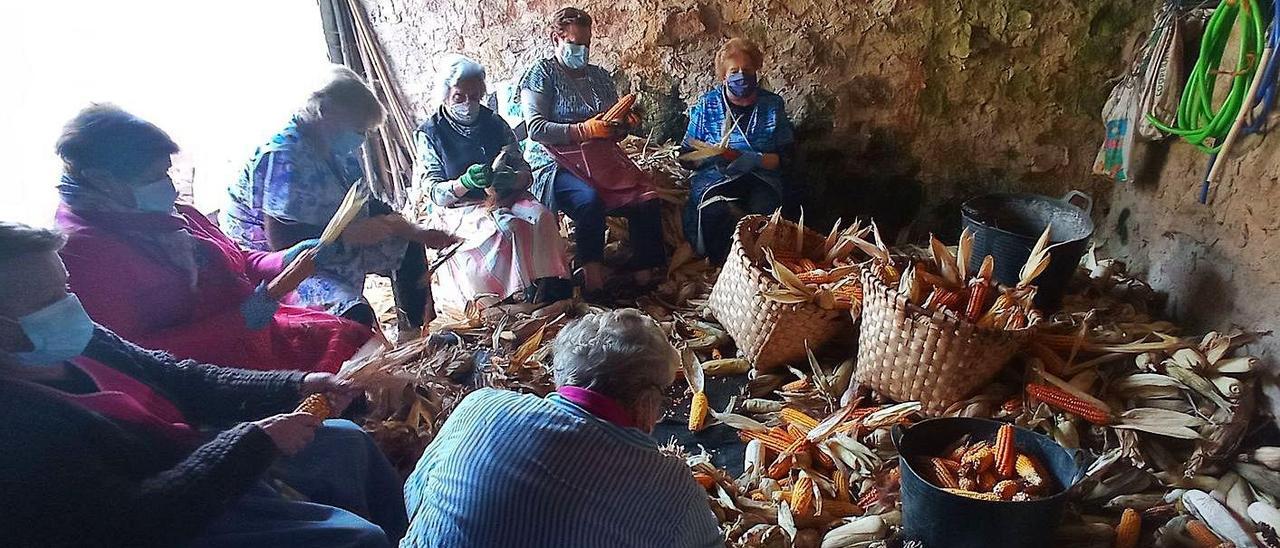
[726,71,759,98]
[132,176,178,213]
[560,43,589,70]
[330,130,366,156]
[4,294,95,367]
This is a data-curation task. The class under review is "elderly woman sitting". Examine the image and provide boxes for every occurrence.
[0,222,406,547]
[409,54,571,306]
[222,65,457,332]
[54,104,370,373]
[682,38,795,263]
[401,309,721,547]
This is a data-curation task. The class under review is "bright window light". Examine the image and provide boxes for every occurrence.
[0,1,332,226]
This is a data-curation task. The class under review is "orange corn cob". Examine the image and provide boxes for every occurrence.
[796,258,819,272]
[930,458,960,489]
[1025,383,1113,425]
[739,428,795,453]
[692,471,715,489]
[834,469,851,502]
[781,408,820,432]
[923,286,964,312]
[795,271,829,284]
[964,278,993,323]
[995,423,1016,478]
[601,93,637,123]
[296,393,333,419]
[767,453,794,480]
[857,487,880,509]
[938,458,962,473]
[781,378,811,392]
[688,391,709,431]
[1184,520,1223,548]
[786,424,809,440]
[977,472,998,492]
[810,445,836,469]
[944,488,1002,501]
[1114,508,1141,548]
[1014,454,1047,490]
[791,472,816,516]
[820,498,864,517]
[992,480,1019,500]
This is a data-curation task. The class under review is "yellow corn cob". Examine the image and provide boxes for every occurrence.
[1014,454,1047,490]
[688,391,708,431]
[781,408,820,432]
[995,423,1016,478]
[750,491,767,501]
[296,393,333,419]
[944,488,1003,501]
[958,477,977,491]
[1025,383,1113,425]
[1114,508,1141,548]
[961,444,994,474]
[791,472,816,516]
[1184,520,1223,548]
[993,480,1019,501]
[930,458,960,489]
[767,453,794,480]
[834,469,851,502]
[739,427,797,453]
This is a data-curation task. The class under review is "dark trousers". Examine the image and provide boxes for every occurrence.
[687,174,781,262]
[364,200,430,328]
[552,170,666,269]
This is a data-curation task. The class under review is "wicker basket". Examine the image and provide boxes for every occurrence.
[855,268,1031,415]
[707,216,852,372]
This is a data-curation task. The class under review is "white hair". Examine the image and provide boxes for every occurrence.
[434,54,487,105]
[551,309,678,406]
[297,64,384,127]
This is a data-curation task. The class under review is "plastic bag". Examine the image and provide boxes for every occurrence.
[1093,81,1139,183]
[1135,5,1185,140]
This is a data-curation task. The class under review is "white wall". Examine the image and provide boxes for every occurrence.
[0,0,332,227]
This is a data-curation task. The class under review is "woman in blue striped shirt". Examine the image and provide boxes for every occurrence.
[401,309,722,547]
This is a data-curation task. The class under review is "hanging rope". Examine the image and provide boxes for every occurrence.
[1148,0,1267,153]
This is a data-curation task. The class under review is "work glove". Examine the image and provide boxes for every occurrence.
[241,282,279,331]
[573,118,616,141]
[459,164,492,190]
[490,169,519,193]
[723,150,764,177]
[281,238,320,266]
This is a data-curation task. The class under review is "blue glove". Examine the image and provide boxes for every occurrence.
[723,150,763,177]
[282,238,321,266]
[240,282,279,330]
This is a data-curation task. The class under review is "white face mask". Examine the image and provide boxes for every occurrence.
[447,100,480,125]
[560,43,589,70]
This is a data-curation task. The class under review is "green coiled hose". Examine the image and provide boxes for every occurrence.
[1149,0,1268,153]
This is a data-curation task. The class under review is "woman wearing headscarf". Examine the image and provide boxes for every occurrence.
[520,7,666,295]
[409,54,571,306]
[223,65,458,331]
[54,104,370,373]
[682,38,795,263]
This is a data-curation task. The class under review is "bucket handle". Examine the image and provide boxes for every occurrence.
[1062,190,1093,214]
[891,423,906,451]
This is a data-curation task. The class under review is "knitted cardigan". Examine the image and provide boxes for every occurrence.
[0,325,306,547]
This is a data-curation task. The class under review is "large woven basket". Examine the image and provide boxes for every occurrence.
[708,216,851,372]
[855,268,1031,415]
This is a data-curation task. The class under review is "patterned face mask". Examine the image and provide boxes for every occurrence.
[447,100,481,125]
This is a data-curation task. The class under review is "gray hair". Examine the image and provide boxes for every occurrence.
[552,309,678,405]
[0,222,66,264]
[434,54,486,105]
[297,65,385,127]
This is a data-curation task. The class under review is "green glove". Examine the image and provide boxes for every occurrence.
[491,169,518,193]
[459,164,492,190]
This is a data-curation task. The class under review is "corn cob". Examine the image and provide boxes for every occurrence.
[993,480,1019,500]
[296,393,333,419]
[961,443,994,474]
[780,378,811,392]
[834,469,851,502]
[1114,508,1141,548]
[791,472,816,516]
[995,423,1016,478]
[1014,454,1047,490]
[767,454,794,480]
[810,445,836,469]
[977,291,1016,329]
[820,498,864,517]
[1184,519,1224,548]
[857,487,881,509]
[739,428,795,453]
[923,286,964,313]
[978,472,998,492]
[945,488,1003,502]
[958,477,977,491]
[795,271,830,284]
[1025,383,1113,425]
[796,258,819,272]
[964,276,993,323]
[786,424,809,440]
[781,408,820,432]
[692,471,715,489]
[601,92,636,123]
[930,458,960,489]
[688,391,709,431]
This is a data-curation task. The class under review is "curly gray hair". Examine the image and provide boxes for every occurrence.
[551,309,678,407]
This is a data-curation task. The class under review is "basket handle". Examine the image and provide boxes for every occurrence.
[1062,190,1093,214]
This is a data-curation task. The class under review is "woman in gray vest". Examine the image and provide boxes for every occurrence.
[410,54,571,306]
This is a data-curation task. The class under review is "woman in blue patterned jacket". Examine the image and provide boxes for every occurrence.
[682,38,795,262]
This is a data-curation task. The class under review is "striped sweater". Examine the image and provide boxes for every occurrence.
[401,388,723,547]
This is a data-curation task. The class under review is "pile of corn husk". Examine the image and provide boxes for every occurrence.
[681,246,1277,548]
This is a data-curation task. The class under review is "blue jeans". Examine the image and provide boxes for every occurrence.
[191,420,408,548]
[552,170,666,269]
